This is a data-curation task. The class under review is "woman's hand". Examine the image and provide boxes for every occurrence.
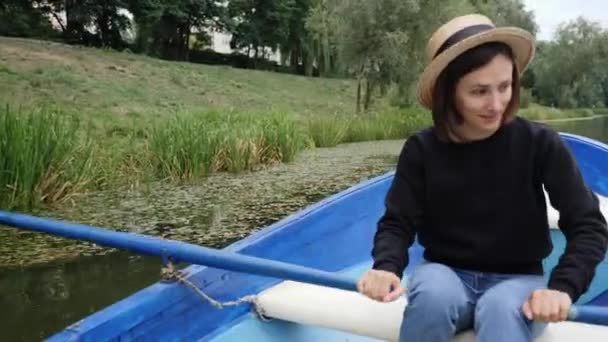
[357,269,406,302]
[522,289,572,322]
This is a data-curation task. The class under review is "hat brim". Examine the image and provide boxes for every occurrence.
[417,27,535,109]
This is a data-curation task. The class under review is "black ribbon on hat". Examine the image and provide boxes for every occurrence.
[433,24,494,58]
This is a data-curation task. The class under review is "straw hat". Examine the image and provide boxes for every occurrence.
[417,14,535,109]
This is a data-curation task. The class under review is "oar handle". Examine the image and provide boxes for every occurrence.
[1,210,607,326]
[568,305,608,326]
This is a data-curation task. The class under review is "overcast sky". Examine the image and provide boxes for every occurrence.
[522,0,608,40]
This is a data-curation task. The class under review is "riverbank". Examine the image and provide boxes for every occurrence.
[536,114,608,123]
[520,104,608,121]
[3,37,605,211]
[0,139,404,268]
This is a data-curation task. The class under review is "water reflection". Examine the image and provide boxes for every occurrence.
[0,252,160,341]
[547,115,608,142]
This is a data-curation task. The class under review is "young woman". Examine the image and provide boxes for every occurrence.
[357,14,608,342]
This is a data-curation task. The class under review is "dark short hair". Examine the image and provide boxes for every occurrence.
[431,42,520,142]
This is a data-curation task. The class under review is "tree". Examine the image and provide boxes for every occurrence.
[470,0,538,36]
[0,1,57,38]
[310,0,475,111]
[305,0,343,77]
[128,0,224,60]
[282,0,315,75]
[392,0,475,106]
[40,0,131,48]
[328,0,419,111]
[226,0,294,65]
[533,17,608,107]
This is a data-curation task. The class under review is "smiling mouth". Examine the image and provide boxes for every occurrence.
[480,113,499,120]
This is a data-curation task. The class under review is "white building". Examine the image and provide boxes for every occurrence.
[209,30,282,63]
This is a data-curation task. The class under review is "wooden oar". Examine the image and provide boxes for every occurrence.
[1,210,607,326]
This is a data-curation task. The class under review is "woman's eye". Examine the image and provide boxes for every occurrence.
[471,89,486,95]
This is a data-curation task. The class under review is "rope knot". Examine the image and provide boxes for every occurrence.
[159,260,270,321]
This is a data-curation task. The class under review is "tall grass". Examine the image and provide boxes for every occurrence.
[307,115,348,147]
[307,108,430,147]
[0,106,94,210]
[148,112,220,180]
[0,104,431,208]
[344,108,429,142]
[259,114,310,163]
[520,105,597,121]
[148,111,310,181]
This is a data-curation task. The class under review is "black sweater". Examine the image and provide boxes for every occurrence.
[372,117,607,302]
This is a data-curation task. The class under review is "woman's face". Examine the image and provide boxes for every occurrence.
[453,54,513,141]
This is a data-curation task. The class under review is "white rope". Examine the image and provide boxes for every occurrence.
[161,262,271,321]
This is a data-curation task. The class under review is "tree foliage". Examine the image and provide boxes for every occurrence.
[2,1,608,110]
[531,17,608,108]
[0,0,56,38]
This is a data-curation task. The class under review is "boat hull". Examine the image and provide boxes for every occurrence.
[46,133,608,341]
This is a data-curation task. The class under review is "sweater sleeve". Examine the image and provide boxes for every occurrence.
[540,129,608,302]
[371,137,425,279]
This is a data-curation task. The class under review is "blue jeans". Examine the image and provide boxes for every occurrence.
[399,261,547,342]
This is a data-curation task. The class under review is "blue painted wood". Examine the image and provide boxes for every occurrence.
[14,132,608,341]
[541,230,608,305]
[560,133,608,196]
[569,306,608,326]
[589,290,608,306]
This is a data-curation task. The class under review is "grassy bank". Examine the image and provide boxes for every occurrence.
[2,102,603,211]
[0,37,356,120]
[519,104,606,121]
[1,37,603,210]
[0,105,429,210]
[0,37,430,210]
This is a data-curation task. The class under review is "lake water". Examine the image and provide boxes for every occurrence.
[1,115,607,342]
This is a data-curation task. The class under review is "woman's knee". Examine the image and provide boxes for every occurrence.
[476,290,523,320]
[475,276,544,321]
[406,262,470,313]
[475,277,547,340]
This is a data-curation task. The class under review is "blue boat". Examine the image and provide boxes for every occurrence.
[1,133,608,341]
